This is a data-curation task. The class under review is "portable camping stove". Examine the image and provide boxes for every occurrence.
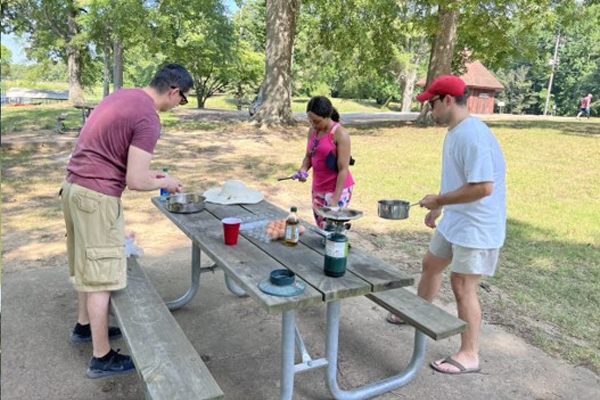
[316,207,364,277]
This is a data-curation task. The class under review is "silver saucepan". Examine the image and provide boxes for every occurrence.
[378,200,419,220]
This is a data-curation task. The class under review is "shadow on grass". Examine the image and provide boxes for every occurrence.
[1,107,79,135]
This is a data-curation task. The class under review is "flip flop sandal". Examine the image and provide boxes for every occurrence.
[430,356,481,375]
[386,312,406,325]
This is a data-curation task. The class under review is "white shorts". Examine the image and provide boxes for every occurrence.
[429,231,500,276]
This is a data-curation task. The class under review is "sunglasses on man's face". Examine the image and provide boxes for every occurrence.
[428,95,445,110]
[178,89,188,105]
[171,86,188,105]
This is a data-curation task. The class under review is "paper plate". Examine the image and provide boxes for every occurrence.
[258,279,306,297]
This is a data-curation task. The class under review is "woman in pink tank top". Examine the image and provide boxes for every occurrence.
[297,96,355,229]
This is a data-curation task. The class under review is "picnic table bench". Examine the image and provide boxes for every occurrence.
[110,256,224,400]
[367,289,466,341]
[73,102,96,125]
[56,102,97,134]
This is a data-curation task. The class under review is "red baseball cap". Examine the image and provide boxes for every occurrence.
[416,75,467,103]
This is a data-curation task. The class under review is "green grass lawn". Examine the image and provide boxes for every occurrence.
[1,105,599,374]
[349,119,600,372]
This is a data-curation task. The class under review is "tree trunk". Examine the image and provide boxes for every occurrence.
[113,40,123,91]
[66,9,84,103]
[252,0,299,127]
[236,82,243,110]
[103,41,111,98]
[400,37,428,113]
[400,69,416,112]
[196,78,206,109]
[416,5,459,126]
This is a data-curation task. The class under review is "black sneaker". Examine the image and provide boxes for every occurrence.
[70,323,122,344]
[86,349,135,379]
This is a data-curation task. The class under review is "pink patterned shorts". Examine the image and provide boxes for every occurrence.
[311,186,354,229]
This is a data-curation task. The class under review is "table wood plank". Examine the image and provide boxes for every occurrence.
[151,198,323,313]
[204,202,373,302]
[242,201,414,291]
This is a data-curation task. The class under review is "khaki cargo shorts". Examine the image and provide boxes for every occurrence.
[429,230,500,277]
[60,181,126,292]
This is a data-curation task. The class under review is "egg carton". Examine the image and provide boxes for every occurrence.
[237,213,280,243]
[238,213,277,232]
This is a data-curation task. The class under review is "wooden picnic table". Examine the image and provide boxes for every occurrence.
[151,197,432,400]
[73,102,97,126]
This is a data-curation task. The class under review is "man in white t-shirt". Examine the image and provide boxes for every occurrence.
[387,75,507,375]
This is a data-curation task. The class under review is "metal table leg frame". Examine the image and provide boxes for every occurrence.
[166,243,202,311]
[294,325,329,373]
[325,301,428,400]
[280,309,297,400]
[295,324,312,363]
[281,311,330,399]
[225,274,248,297]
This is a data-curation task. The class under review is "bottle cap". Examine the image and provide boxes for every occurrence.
[291,206,297,212]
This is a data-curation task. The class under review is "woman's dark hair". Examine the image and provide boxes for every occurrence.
[149,63,194,94]
[306,96,340,122]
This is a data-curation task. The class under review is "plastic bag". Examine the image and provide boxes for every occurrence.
[125,231,144,258]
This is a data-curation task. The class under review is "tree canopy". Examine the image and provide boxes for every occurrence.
[1,0,598,118]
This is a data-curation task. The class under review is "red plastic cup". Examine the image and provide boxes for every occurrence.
[222,217,242,245]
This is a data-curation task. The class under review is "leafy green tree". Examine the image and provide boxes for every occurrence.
[547,3,600,115]
[1,44,12,78]
[234,0,266,54]
[232,1,266,107]
[231,41,265,109]
[495,66,537,114]
[150,0,237,108]
[2,0,87,102]
[81,0,151,96]
[489,1,600,116]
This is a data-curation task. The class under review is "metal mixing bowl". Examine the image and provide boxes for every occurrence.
[165,193,205,214]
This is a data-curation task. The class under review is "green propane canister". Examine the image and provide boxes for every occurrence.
[324,232,349,277]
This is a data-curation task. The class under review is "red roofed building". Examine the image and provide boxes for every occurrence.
[417,60,504,114]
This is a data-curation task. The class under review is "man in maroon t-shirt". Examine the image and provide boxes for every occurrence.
[60,64,193,379]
